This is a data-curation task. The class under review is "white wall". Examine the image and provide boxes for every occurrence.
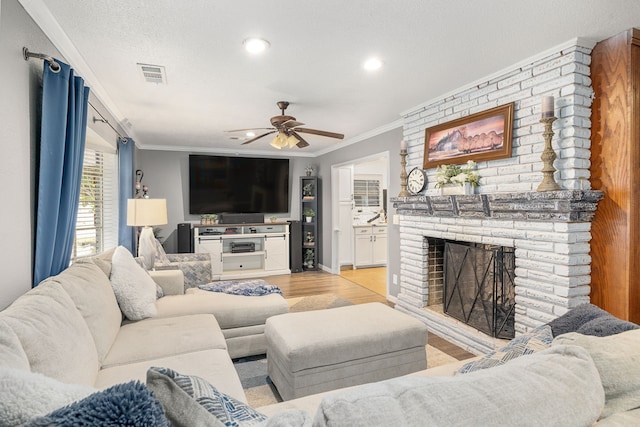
[0,0,59,309]
[0,0,128,309]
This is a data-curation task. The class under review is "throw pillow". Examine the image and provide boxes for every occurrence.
[314,345,604,427]
[109,246,158,320]
[546,303,638,337]
[456,325,552,374]
[153,238,171,266]
[0,367,95,426]
[23,381,168,427]
[553,329,640,420]
[576,315,638,337]
[147,366,267,427]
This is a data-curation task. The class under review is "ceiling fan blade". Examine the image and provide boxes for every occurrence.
[241,130,276,145]
[282,119,305,129]
[291,131,310,148]
[225,127,275,133]
[294,128,344,139]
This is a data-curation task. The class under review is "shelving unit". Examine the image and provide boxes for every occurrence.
[300,176,320,270]
[194,223,290,279]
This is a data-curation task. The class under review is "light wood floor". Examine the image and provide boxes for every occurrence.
[340,267,387,296]
[265,270,474,361]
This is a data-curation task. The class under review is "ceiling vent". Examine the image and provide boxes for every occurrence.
[137,63,167,84]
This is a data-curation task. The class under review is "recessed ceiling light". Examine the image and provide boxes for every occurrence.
[363,58,383,71]
[243,38,270,54]
[246,131,256,137]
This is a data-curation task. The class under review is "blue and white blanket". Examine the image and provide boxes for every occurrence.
[198,279,283,296]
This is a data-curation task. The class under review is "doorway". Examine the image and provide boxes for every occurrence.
[331,152,390,298]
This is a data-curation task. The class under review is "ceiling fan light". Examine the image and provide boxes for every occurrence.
[244,38,270,54]
[277,132,289,148]
[286,134,299,148]
[270,135,282,149]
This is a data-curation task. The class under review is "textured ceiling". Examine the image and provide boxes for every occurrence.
[30,0,640,156]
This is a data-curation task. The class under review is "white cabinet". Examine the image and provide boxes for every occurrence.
[354,225,387,268]
[264,234,289,271]
[194,224,290,279]
[195,236,223,276]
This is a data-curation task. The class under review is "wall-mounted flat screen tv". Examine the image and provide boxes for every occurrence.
[189,155,290,214]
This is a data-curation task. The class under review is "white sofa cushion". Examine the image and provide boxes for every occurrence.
[0,319,30,370]
[101,314,227,368]
[0,367,95,427]
[553,329,640,420]
[96,348,247,403]
[159,290,289,329]
[53,261,122,364]
[0,281,99,386]
[312,345,604,427]
[109,246,157,320]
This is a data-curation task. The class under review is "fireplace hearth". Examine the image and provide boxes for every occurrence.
[443,241,515,339]
[393,190,604,354]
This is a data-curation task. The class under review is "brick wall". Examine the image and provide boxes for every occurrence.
[395,39,601,354]
[402,40,595,193]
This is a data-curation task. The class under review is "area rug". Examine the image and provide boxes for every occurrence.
[286,293,353,312]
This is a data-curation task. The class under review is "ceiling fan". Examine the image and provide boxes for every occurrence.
[226,101,344,149]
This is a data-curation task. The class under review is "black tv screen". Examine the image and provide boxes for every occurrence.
[189,155,290,215]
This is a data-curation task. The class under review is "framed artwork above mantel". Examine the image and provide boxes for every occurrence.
[423,103,514,169]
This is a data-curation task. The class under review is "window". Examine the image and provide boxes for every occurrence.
[353,178,381,208]
[71,147,118,260]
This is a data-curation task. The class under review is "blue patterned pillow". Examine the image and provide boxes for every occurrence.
[147,367,266,427]
[23,381,168,426]
[457,325,553,374]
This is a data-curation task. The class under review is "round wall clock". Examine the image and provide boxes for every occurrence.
[407,167,427,195]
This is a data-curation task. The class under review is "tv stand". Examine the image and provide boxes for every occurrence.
[194,223,290,280]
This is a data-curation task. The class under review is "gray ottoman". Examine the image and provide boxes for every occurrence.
[265,302,428,400]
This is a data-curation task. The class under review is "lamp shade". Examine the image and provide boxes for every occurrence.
[127,198,168,227]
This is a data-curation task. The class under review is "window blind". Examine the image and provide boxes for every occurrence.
[71,148,118,260]
[354,179,380,207]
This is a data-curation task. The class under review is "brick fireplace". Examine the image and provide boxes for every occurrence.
[393,191,603,354]
[392,38,603,354]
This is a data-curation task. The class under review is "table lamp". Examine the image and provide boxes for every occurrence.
[127,198,168,270]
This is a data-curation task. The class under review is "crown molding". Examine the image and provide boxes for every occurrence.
[19,0,130,136]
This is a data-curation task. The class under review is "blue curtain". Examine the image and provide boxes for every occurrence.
[118,137,135,253]
[33,61,90,286]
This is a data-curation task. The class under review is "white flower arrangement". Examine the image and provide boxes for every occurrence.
[434,160,480,188]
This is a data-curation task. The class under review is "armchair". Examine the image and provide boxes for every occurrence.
[161,253,212,289]
[152,239,212,289]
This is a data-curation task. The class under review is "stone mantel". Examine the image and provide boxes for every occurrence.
[392,190,604,222]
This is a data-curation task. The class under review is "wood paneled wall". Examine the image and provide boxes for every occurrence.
[590,28,640,322]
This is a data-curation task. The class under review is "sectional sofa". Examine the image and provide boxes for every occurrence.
[0,246,287,425]
[1,246,640,426]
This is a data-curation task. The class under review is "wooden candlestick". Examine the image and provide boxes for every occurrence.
[537,117,561,191]
[398,151,410,197]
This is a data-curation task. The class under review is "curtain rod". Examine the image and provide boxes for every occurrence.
[23,47,60,73]
[89,102,127,141]
[23,47,129,143]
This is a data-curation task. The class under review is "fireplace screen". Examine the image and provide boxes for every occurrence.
[443,241,515,339]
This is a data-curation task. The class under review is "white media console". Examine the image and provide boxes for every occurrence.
[194,223,290,280]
